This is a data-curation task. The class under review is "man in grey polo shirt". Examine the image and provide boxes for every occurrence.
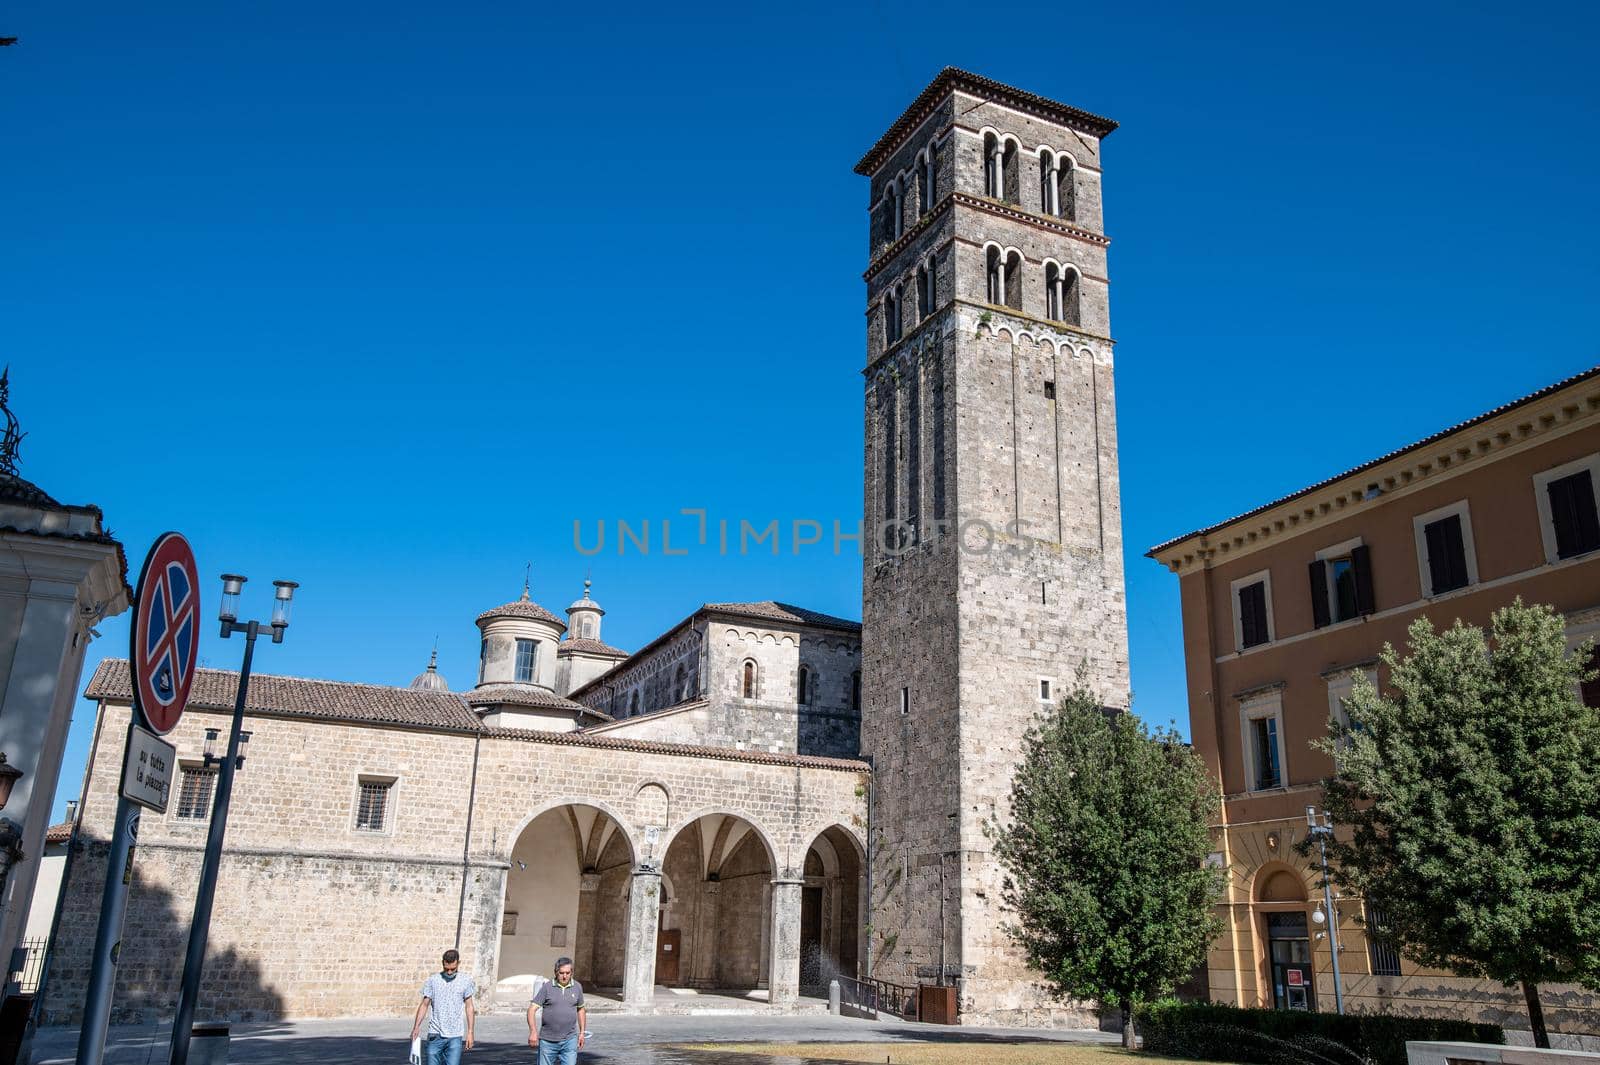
[526,956,586,1065]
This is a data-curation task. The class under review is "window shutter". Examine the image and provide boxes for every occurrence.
[1549,471,1600,559]
[1442,516,1469,590]
[1425,515,1468,593]
[1239,582,1268,648]
[1308,560,1330,629]
[1352,545,1376,616]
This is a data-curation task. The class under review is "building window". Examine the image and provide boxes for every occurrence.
[1535,456,1600,562]
[1039,148,1075,220]
[1310,539,1374,628]
[851,671,861,713]
[1038,677,1053,703]
[1044,262,1080,326]
[175,765,216,821]
[1240,692,1286,792]
[1231,570,1274,651]
[355,778,393,833]
[742,660,758,699]
[1326,666,1377,749]
[983,133,1000,197]
[917,260,934,319]
[920,147,936,214]
[1413,501,1477,597]
[582,618,595,638]
[986,247,1022,310]
[885,285,902,345]
[478,638,489,684]
[797,665,811,705]
[514,639,537,683]
[900,686,910,714]
[1365,902,1403,976]
[885,181,904,243]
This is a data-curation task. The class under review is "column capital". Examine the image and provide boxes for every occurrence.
[632,863,662,879]
[579,872,602,892]
[769,877,805,888]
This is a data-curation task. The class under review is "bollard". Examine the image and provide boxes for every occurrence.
[189,1023,230,1065]
[829,979,841,1015]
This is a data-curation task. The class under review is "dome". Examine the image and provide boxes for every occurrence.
[476,582,564,627]
[409,649,449,692]
[566,578,605,616]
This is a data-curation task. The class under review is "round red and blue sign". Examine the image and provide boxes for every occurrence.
[130,532,202,735]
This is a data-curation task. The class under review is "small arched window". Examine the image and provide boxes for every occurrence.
[888,181,904,242]
[920,148,936,214]
[989,248,1022,310]
[983,133,1001,197]
[798,665,811,705]
[1038,150,1076,220]
[582,618,595,638]
[1046,263,1081,326]
[885,285,903,345]
[742,659,758,699]
[1000,139,1018,204]
[851,671,862,713]
[916,260,933,319]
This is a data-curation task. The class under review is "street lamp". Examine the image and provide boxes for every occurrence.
[169,573,298,1065]
[1306,806,1345,1015]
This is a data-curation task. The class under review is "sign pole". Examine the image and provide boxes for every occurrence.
[167,622,257,1065]
[73,789,140,1065]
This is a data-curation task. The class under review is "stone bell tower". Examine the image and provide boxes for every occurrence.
[856,69,1131,1026]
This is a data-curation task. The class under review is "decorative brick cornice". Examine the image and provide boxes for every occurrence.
[855,67,1117,177]
[862,194,1108,285]
[1149,365,1600,575]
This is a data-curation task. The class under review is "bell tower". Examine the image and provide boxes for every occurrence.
[857,69,1131,1025]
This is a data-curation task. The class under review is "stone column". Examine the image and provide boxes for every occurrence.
[574,872,600,979]
[622,865,661,1008]
[692,880,721,986]
[767,877,804,1008]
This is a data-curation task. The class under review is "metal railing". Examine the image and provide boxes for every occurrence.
[835,974,919,1021]
[12,938,48,994]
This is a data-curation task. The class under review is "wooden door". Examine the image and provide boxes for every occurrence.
[656,928,681,985]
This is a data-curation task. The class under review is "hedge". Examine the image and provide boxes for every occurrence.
[1135,1001,1504,1065]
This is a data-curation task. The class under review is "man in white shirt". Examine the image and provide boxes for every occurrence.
[411,948,476,1064]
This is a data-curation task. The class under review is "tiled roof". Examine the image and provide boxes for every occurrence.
[465,683,608,719]
[704,601,862,633]
[481,725,870,772]
[557,638,629,659]
[855,67,1118,177]
[85,659,483,732]
[476,598,565,626]
[1148,363,1600,557]
[0,473,60,508]
[44,821,72,845]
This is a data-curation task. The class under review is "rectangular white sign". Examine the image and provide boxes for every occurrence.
[122,724,176,813]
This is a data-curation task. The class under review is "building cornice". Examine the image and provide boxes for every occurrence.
[862,193,1108,285]
[1150,367,1600,575]
[854,67,1117,177]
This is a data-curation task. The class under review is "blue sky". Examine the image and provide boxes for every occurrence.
[4,1,1597,819]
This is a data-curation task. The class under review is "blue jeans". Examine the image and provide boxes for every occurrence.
[426,1035,463,1065]
[538,1034,578,1065]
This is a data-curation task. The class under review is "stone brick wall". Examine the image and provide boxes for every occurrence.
[862,83,1130,1028]
[46,698,867,1021]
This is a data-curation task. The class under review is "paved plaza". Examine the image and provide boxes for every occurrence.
[31,1013,1120,1065]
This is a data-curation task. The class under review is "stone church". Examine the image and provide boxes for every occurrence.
[44,68,1129,1028]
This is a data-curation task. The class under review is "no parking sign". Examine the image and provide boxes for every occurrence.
[130,531,201,734]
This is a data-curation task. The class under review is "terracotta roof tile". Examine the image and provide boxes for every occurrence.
[465,683,609,720]
[85,659,482,732]
[556,638,629,659]
[481,725,870,772]
[476,599,565,627]
[704,601,862,633]
[44,821,72,845]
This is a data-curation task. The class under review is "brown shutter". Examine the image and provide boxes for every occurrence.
[1352,544,1376,616]
[1309,560,1330,629]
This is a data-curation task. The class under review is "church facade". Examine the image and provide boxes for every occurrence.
[43,69,1132,1028]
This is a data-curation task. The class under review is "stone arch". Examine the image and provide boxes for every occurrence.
[798,824,866,991]
[1252,861,1310,902]
[658,807,780,872]
[496,801,637,1000]
[654,810,779,990]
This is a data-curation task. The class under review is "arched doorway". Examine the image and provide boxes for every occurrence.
[1253,863,1315,1012]
[657,813,775,990]
[497,804,634,999]
[800,825,863,994]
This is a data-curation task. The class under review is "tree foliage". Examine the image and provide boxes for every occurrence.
[1317,600,1600,1046]
[991,681,1223,1046]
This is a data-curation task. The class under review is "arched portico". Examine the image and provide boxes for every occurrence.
[799,825,864,994]
[495,802,635,1000]
[654,812,778,992]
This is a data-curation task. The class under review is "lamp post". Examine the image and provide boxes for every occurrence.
[1307,805,1345,1015]
[167,575,296,1065]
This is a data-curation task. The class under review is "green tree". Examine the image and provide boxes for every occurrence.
[1317,600,1600,1047]
[991,682,1224,1048]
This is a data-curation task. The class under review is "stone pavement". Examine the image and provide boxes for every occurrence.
[31,1012,1119,1064]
